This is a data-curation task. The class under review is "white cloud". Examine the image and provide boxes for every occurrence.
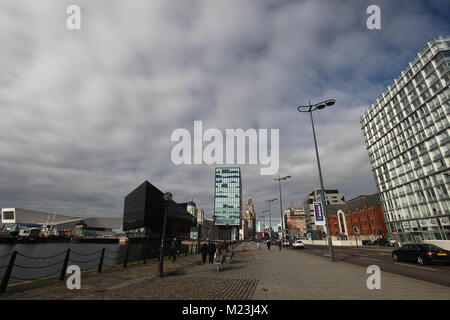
[0,0,447,222]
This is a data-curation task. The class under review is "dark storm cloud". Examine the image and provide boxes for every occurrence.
[0,0,448,223]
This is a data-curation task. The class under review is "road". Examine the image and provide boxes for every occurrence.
[294,245,450,287]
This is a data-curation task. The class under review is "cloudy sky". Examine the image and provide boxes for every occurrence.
[0,0,449,226]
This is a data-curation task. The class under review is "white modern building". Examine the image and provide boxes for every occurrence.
[361,36,450,242]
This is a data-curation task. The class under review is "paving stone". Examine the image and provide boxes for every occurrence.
[1,242,449,300]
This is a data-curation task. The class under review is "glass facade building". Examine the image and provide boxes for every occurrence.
[214,167,242,227]
[361,36,450,242]
[123,181,196,239]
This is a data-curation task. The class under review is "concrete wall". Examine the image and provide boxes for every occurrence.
[305,239,363,247]
[423,240,450,250]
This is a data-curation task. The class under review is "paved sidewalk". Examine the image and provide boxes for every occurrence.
[1,242,449,300]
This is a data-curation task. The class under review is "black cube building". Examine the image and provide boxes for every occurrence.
[123,181,196,239]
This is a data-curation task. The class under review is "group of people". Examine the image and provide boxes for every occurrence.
[265,239,283,251]
[168,238,232,264]
[200,240,229,264]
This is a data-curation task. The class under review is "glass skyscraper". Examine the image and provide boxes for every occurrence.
[361,36,450,242]
[214,167,242,228]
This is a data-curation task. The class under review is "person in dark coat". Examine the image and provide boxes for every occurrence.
[169,237,179,262]
[208,241,216,263]
[266,240,271,250]
[201,241,208,263]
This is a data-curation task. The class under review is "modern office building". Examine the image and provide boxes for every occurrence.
[123,181,196,239]
[361,36,450,242]
[214,167,242,241]
[302,188,345,236]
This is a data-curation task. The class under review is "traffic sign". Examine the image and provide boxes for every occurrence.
[392,231,397,236]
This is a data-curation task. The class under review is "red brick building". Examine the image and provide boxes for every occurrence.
[327,193,388,240]
[284,203,307,239]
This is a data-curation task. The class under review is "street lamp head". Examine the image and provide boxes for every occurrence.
[316,103,326,110]
[163,192,173,202]
[325,99,336,107]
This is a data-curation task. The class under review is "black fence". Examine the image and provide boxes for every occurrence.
[0,242,201,295]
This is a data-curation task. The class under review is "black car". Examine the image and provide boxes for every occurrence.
[392,243,450,265]
[371,238,390,246]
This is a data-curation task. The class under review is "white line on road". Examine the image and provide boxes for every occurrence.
[359,257,382,262]
[379,253,391,255]
[394,263,438,271]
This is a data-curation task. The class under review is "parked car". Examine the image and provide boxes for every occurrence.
[388,238,397,247]
[371,238,390,246]
[292,240,305,249]
[392,243,450,265]
[362,240,373,245]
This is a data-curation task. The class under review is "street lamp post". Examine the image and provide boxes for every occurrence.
[266,198,277,239]
[274,175,292,241]
[297,99,336,262]
[157,192,173,277]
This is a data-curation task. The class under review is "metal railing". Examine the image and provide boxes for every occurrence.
[0,242,201,295]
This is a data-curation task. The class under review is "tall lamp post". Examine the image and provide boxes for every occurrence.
[266,198,277,239]
[297,99,336,262]
[157,192,172,277]
[274,175,292,241]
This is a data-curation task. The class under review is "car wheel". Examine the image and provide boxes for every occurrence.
[393,254,398,262]
[417,256,425,265]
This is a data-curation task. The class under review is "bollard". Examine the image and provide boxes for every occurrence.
[98,247,105,273]
[59,249,71,281]
[123,246,129,268]
[143,244,146,264]
[1,251,17,294]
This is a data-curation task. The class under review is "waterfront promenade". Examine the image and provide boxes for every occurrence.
[1,242,449,300]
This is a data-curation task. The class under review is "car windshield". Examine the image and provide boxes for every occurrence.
[419,244,444,251]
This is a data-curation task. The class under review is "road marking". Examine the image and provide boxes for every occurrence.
[394,263,438,271]
[359,257,382,262]
[379,253,391,255]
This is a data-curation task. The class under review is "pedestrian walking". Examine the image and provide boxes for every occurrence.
[278,239,282,251]
[220,242,227,257]
[208,241,216,263]
[266,240,271,250]
[201,241,208,263]
[169,237,179,262]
